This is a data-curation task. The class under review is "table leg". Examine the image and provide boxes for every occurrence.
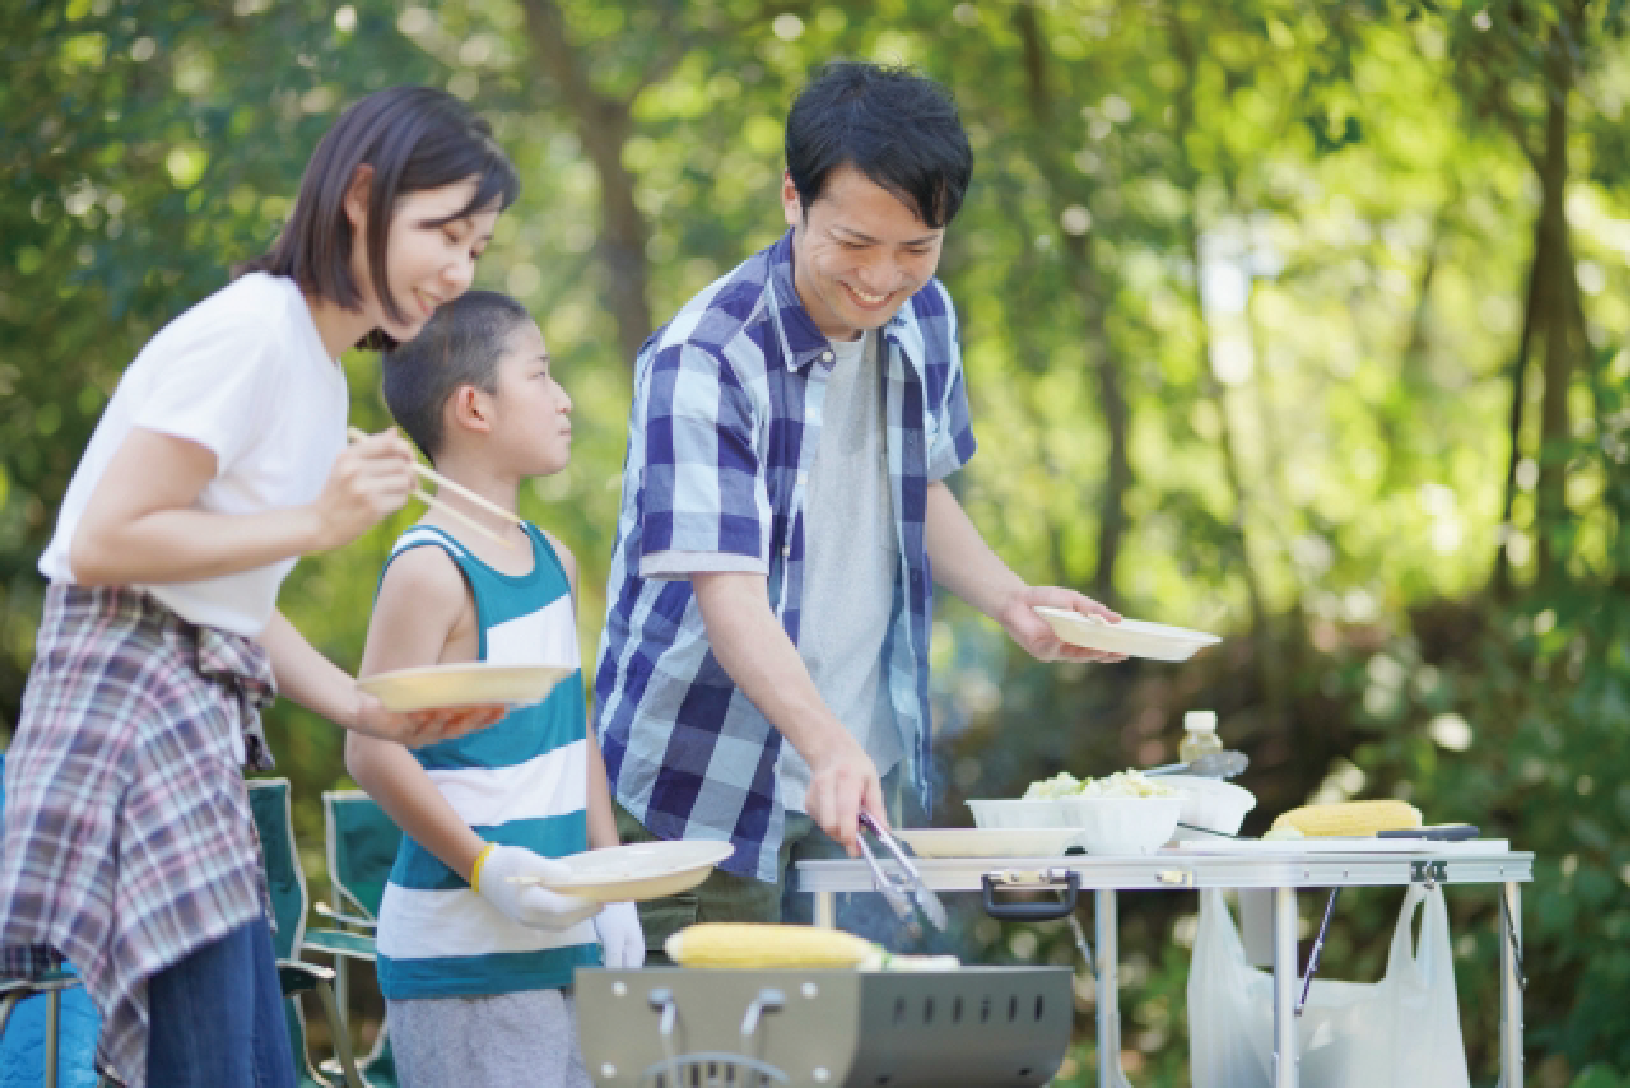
[814,891,836,930]
[1499,882,1524,1088]
[1095,889,1124,1087]
[44,988,60,1088]
[1272,886,1298,1087]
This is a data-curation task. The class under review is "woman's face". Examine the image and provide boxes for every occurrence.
[349,175,501,343]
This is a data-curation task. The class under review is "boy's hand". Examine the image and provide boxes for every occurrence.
[473,845,599,931]
[309,429,417,550]
[352,693,507,747]
[593,902,645,968]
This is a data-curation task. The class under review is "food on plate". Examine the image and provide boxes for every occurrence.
[1265,799,1423,839]
[1023,769,1175,800]
[666,923,878,968]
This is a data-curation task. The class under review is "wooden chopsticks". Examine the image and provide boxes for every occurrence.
[347,427,520,550]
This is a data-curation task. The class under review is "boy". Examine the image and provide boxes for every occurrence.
[347,290,641,1088]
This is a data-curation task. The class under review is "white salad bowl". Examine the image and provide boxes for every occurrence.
[1161,775,1257,840]
[1052,796,1182,855]
[966,798,1069,831]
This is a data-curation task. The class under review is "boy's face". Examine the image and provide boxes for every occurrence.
[484,320,573,477]
[783,164,945,343]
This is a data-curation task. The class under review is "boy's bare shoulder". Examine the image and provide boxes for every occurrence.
[377,539,468,611]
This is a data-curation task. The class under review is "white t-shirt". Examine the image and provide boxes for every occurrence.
[781,331,904,808]
[38,272,347,638]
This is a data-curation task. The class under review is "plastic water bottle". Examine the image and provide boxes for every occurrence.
[1179,709,1223,764]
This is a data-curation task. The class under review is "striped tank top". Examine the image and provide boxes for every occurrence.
[374,522,601,999]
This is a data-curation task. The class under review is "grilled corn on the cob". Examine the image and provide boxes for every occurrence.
[1267,799,1423,839]
[665,923,878,968]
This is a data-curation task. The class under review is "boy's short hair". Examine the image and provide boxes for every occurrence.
[383,290,533,461]
[785,61,973,230]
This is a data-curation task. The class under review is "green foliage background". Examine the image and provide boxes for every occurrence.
[1,0,1625,1083]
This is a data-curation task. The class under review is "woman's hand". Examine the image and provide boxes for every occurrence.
[351,692,508,747]
[308,429,417,550]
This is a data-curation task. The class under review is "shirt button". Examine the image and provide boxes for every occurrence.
[782,544,792,557]
[821,351,834,362]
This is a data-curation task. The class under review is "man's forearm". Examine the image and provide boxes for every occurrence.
[925,480,1026,620]
[690,572,853,766]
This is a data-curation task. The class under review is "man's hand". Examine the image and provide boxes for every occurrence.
[803,734,888,857]
[997,585,1126,664]
[352,691,508,747]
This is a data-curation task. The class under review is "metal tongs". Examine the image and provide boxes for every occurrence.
[1145,749,1249,779]
[856,811,948,938]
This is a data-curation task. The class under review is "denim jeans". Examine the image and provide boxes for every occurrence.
[146,915,295,1088]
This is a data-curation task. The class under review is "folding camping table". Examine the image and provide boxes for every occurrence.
[798,841,1533,1087]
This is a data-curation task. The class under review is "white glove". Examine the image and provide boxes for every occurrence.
[472,844,599,931]
[593,901,646,969]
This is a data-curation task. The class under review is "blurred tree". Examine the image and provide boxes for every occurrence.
[1,0,1624,1081]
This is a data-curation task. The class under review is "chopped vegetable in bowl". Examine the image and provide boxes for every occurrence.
[1022,768,1176,800]
[1022,772,1084,800]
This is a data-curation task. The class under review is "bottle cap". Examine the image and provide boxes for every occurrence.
[1184,709,1218,733]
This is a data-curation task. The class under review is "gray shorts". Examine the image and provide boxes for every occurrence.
[385,988,589,1088]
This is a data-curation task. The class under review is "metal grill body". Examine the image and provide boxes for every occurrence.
[575,966,1073,1087]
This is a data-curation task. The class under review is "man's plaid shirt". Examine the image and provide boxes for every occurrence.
[592,230,976,882]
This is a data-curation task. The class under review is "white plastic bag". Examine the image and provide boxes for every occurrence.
[1188,885,1470,1088]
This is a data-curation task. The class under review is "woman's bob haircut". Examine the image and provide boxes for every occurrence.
[239,85,519,349]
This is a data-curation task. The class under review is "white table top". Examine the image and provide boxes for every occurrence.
[794,842,1533,893]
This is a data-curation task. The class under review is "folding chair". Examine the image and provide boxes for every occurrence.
[0,752,109,1088]
[0,972,105,1088]
[245,777,363,1088]
[303,789,402,1087]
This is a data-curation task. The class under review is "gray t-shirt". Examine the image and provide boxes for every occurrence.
[781,331,904,809]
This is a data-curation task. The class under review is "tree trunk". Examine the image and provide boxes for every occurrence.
[517,0,654,366]
[1012,2,1131,603]
[1167,4,1278,708]
[1530,26,1580,585]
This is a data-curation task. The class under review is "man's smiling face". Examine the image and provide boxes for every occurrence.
[783,164,945,343]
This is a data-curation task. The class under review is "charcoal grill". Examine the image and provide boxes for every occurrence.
[575,965,1073,1087]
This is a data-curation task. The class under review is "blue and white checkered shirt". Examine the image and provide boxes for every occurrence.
[592,230,977,882]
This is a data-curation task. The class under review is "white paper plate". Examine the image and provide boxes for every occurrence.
[514,840,735,902]
[357,662,573,712]
[1033,608,1221,662]
[896,827,1081,858]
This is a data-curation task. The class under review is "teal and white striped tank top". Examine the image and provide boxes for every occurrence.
[374,522,600,1000]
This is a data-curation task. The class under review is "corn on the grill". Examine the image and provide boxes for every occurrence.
[1267,799,1423,839]
[664,923,879,968]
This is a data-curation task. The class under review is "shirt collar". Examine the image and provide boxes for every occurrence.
[766,229,916,374]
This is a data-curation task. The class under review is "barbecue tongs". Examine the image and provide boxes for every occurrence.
[856,811,948,937]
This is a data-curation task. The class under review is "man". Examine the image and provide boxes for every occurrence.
[593,62,1120,951]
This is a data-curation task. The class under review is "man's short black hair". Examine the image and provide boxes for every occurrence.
[785,61,973,230]
[382,290,532,461]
